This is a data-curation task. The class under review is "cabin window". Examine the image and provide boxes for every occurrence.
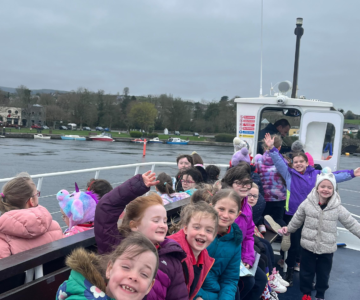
[7,110,11,114]
[305,122,335,161]
[258,107,301,154]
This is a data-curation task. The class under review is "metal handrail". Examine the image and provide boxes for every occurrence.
[0,162,229,193]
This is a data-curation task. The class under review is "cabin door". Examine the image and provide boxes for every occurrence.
[299,110,344,171]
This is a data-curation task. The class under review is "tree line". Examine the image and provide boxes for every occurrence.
[0,86,237,133]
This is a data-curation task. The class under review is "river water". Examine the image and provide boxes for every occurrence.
[1,138,360,230]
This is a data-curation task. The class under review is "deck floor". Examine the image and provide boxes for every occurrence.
[277,247,360,299]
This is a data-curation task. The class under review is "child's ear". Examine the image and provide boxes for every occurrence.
[129,220,138,231]
[105,261,113,280]
[278,146,282,151]
[146,279,156,295]
[183,226,188,235]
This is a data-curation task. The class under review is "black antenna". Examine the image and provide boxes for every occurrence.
[291,18,304,98]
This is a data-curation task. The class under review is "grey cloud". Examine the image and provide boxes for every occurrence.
[0,0,359,111]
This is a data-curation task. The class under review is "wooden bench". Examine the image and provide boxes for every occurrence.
[0,197,189,300]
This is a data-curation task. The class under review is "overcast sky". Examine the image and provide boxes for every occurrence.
[1,0,359,112]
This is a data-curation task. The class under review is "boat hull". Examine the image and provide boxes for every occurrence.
[166,142,189,145]
[90,137,114,142]
[148,141,163,144]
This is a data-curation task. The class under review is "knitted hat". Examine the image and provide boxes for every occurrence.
[315,167,336,190]
[233,137,251,155]
[57,184,99,228]
[305,152,314,167]
[291,140,304,152]
[231,147,251,166]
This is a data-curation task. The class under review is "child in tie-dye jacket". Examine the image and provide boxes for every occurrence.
[255,134,287,227]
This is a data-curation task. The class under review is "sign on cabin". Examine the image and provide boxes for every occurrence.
[235,96,344,171]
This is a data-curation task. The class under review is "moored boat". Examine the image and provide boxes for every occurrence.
[88,132,114,142]
[34,134,51,140]
[61,135,86,141]
[131,138,146,143]
[166,137,189,145]
[148,137,163,144]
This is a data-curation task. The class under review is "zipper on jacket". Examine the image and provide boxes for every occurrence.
[315,208,323,253]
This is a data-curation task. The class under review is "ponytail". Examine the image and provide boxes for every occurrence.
[156,173,176,198]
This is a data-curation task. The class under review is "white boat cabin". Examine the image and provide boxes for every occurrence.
[235,96,344,171]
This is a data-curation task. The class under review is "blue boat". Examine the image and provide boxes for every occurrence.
[165,137,189,145]
[61,135,86,141]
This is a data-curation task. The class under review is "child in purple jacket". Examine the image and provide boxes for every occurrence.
[94,171,189,300]
[264,133,360,285]
[222,166,268,300]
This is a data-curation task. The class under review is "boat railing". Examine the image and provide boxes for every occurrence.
[0,162,229,193]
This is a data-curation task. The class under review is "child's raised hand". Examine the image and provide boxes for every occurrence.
[142,170,159,187]
[354,167,360,177]
[264,133,275,149]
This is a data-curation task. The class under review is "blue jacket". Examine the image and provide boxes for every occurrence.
[195,223,243,300]
[269,147,355,215]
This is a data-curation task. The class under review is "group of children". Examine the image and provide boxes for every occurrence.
[0,136,360,300]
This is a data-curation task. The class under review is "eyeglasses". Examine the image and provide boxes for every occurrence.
[181,180,195,184]
[233,181,252,188]
[32,190,40,197]
[248,194,258,199]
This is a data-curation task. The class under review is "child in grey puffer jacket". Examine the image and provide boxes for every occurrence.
[279,168,360,300]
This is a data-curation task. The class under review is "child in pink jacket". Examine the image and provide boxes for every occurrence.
[0,173,62,258]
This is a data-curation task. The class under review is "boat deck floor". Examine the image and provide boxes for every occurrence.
[277,247,360,299]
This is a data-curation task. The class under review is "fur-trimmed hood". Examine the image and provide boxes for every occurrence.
[65,247,107,292]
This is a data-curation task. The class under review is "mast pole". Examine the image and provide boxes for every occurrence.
[259,0,263,97]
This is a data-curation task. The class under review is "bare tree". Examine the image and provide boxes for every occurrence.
[123,87,129,96]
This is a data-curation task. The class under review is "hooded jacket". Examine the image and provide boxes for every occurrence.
[269,147,355,215]
[234,197,255,266]
[0,205,62,259]
[287,188,360,254]
[196,223,243,300]
[56,248,114,300]
[94,174,188,300]
[168,229,215,300]
[255,151,287,202]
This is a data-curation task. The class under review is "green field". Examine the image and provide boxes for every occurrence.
[5,128,208,141]
[345,119,360,124]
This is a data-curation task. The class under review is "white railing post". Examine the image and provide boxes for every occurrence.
[151,164,155,173]
[36,177,43,193]
[134,166,140,175]
[95,170,100,179]
[24,268,34,283]
[35,265,43,279]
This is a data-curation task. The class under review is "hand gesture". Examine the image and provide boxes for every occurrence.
[244,263,250,269]
[354,167,360,177]
[142,170,159,187]
[264,133,275,149]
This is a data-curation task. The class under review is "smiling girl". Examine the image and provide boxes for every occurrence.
[175,155,194,192]
[57,232,159,300]
[95,171,188,300]
[195,189,243,300]
[264,133,360,284]
[181,168,203,196]
[169,202,218,300]
[278,169,360,300]
[222,166,268,300]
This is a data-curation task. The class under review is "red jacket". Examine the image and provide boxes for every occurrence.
[169,229,215,300]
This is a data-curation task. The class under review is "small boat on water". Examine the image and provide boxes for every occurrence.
[131,138,146,143]
[166,137,189,145]
[148,137,163,144]
[61,135,86,141]
[34,134,51,140]
[89,132,114,142]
